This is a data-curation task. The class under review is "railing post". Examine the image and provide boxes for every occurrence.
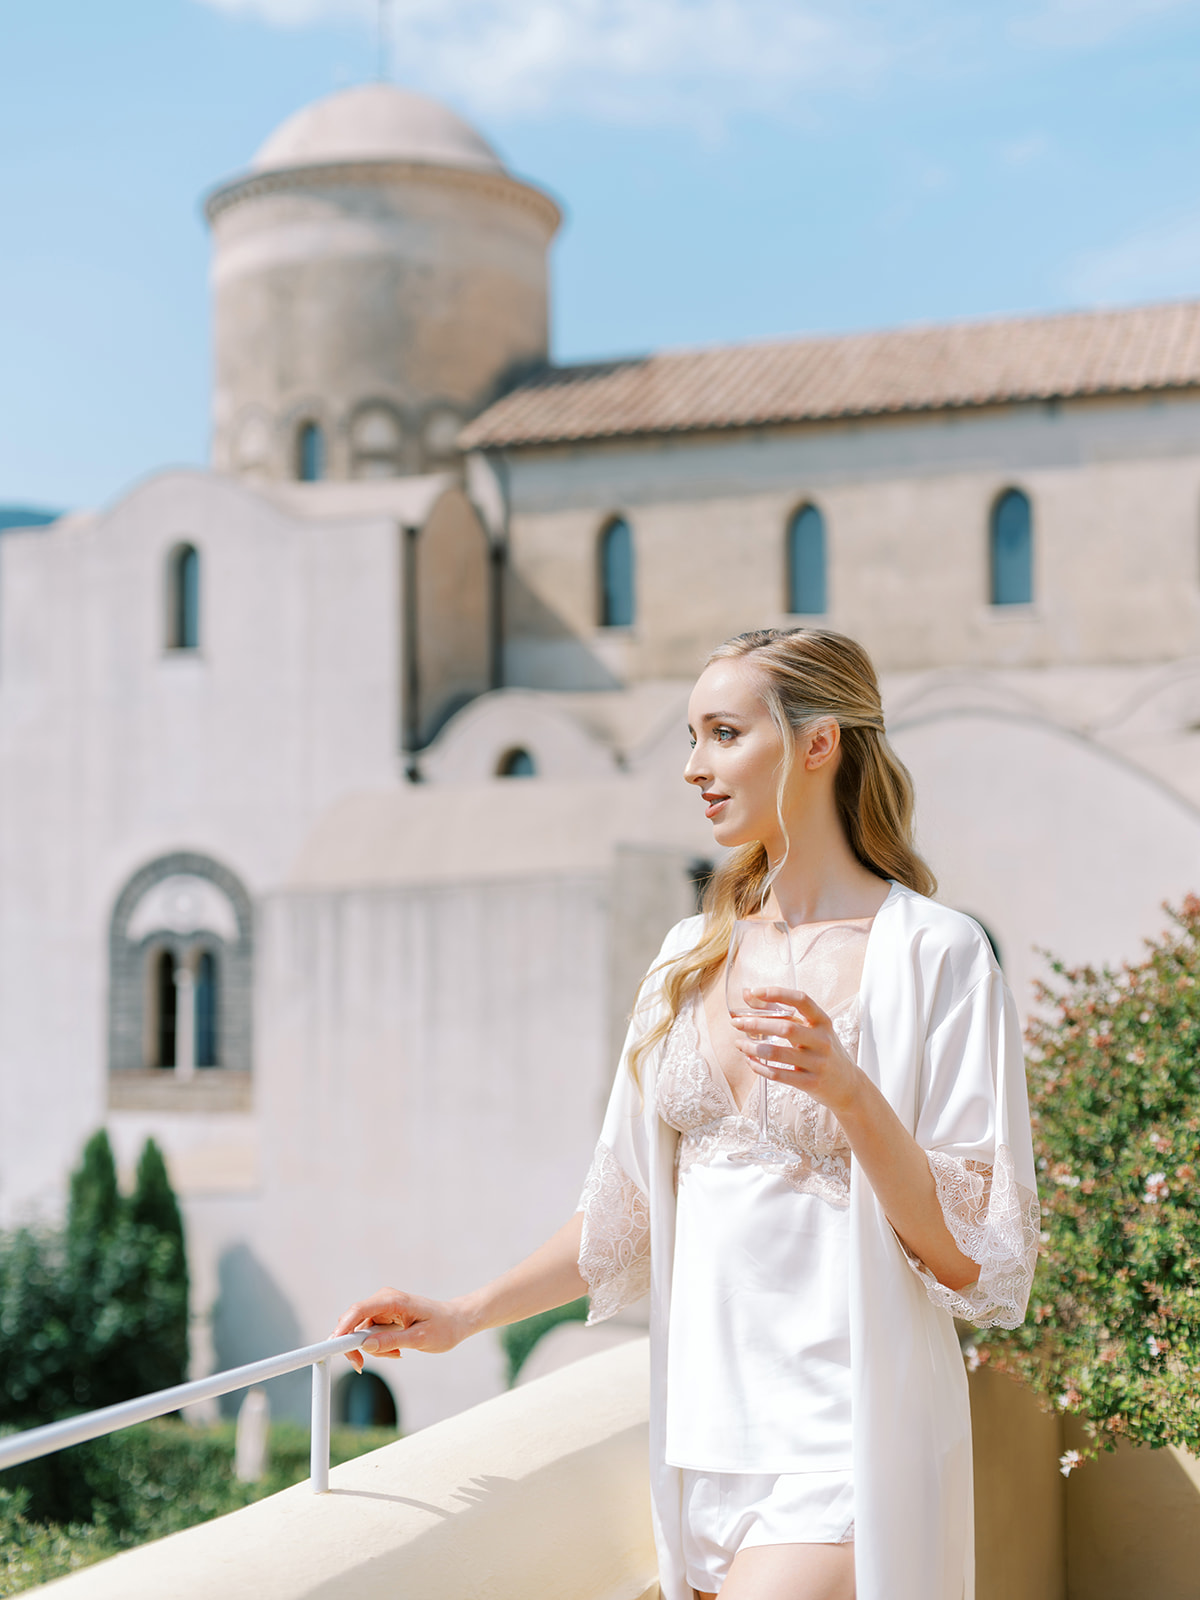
[310,1357,331,1493]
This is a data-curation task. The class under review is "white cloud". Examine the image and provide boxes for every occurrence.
[998,132,1050,168]
[1014,0,1193,50]
[195,0,890,122]
[193,0,1200,124]
[1065,207,1200,304]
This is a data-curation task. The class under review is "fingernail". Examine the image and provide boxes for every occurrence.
[362,1337,379,1353]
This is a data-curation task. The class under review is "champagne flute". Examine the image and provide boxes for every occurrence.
[725,918,796,1164]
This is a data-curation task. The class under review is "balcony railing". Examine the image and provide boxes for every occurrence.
[2,1338,659,1600]
[0,1331,368,1491]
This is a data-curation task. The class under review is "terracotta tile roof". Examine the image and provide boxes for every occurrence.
[460,300,1200,450]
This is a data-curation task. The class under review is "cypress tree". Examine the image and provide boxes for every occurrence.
[127,1139,189,1396]
[65,1130,120,1257]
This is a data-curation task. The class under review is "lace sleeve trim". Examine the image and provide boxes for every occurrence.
[901,1143,1040,1330]
[577,1140,651,1326]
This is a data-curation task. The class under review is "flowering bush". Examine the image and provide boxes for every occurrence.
[975,897,1200,1462]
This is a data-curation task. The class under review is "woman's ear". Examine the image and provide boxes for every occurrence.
[802,718,841,772]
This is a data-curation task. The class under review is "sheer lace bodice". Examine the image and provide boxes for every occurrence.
[654,918,870,1206]
[656,994,858,1205]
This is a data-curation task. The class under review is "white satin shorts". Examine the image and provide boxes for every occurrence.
[680,1466,855,1592]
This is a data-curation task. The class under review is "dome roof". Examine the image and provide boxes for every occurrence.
[252,83,505,176]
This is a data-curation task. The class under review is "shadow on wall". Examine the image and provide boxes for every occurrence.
[1064,1420,1200,1600]
[503,569,624,692]
[211,1243,307,1419]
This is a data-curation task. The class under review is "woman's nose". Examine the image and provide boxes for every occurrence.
[683,746,706,785]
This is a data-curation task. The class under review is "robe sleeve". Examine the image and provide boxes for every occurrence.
[576,924,685,1326]
[902,966,1040,1330]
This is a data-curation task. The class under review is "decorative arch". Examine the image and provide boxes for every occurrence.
[109,853,253,1077]
[335,1369,399,1429]
[296,420,325,482]
[349,403,403,479]
[786,503,827,615]
[166,543,200,650]
[497,747,536,778]
[598,516,634,628]
[990,488,1033,606]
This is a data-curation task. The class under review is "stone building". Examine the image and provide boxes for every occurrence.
[3,80,1200,1431]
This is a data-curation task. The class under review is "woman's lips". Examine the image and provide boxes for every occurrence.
[703,793,729,820]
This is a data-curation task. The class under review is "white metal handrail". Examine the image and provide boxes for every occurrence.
[0,1332,369,1493]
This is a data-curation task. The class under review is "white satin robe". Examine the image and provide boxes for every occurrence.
[576,882,1040,1600]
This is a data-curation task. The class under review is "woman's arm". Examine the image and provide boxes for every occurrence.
[832,1076,981,1291]
[332,1212,586,1373]
[734,988,981,1292]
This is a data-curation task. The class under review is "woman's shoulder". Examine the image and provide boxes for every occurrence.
[634,914,705,1001]
[659,912,705,960]
[881,883,1000,992]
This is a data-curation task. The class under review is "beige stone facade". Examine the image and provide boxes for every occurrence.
[2,78,1200,1471]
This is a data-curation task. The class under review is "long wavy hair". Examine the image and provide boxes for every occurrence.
[628,627,936,1087]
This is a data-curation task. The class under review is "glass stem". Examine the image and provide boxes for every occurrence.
[758,1071,770,1144]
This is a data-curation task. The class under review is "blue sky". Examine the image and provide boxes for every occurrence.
[3,0,1200,510]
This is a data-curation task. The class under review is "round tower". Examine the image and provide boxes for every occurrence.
[204,84,561,482]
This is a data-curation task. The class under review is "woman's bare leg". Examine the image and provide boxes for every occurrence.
[694,1540,855,1600]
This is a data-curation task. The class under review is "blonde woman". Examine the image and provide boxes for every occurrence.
[334,629,1039,1600]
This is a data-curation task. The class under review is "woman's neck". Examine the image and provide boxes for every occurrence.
[758,814,889,928]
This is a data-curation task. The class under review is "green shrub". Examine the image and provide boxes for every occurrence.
[499,1297,589,1386]
[0,1419,397,1596]
[0,1131,190,1523]
[977,898,1200,1462]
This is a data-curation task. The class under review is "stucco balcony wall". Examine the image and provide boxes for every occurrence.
[38,1339,658,1600]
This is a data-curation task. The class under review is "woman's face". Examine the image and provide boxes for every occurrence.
[684,658,790,850]
[684,657,839,852]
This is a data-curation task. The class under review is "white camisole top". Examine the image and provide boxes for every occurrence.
[656,918,871,1474]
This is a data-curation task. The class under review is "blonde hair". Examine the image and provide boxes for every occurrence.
[629,627,936,1086]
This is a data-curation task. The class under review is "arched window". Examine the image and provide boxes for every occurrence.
[786,504,827,615]
[990,489,1033,606]
[350,405,402,479]
[497,747,536,778]
[167,544,200,650]
[195,949,219,1067]
[336,1370,398,1429]
[153,949,177,1069]
[110,854,253,1083]
[598,517,635,628]
[296,421,325,482]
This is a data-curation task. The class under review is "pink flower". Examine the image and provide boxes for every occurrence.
[1144,1173,1170,1203]
[1150,1131,1170,1153]
[1059,1450,1083,1477]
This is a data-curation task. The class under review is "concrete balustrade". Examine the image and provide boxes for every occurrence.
[38,1338,657,1600]
[31,1333,1200,1598]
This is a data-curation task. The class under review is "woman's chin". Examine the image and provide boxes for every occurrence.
[709,816,756,849]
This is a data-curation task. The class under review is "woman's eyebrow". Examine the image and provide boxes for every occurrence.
[698,711,743,724]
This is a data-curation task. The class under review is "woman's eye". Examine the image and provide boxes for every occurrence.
[715,727,736,743]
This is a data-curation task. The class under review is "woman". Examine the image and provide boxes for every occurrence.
[333,628,1039,1600]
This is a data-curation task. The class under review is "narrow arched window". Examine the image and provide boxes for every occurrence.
[990,489,1033,606]
[195,950,219,1067]
[153,950,177,1069]
[167,544,200,650]
[336,1370,398,1429]
[350,405,403,479]
[598,517,635,627]
[786,504,827,615]
[297,421,325,482]
[497,747,536,778]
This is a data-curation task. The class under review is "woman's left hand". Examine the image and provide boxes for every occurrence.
[731,987,863,1119]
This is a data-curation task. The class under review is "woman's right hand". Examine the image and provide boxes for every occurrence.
[331,1287,473,1373]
